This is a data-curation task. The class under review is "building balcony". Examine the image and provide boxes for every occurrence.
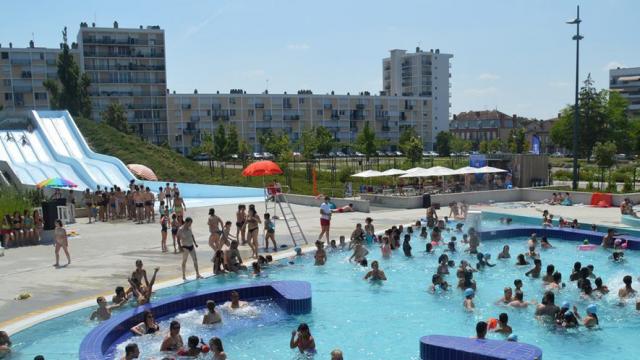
[11,59,31,65]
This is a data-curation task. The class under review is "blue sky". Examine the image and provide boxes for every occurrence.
[2,0,638,119]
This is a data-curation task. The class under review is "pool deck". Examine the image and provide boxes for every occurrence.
[0,199,633,330]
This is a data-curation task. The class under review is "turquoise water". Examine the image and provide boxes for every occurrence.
[7,227,640,359]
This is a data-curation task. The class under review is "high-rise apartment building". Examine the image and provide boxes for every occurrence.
[609,67,640,116]
[77,22,168,144]
[167,92,432,155]
[0,41,76,111]
[383,47,452,144]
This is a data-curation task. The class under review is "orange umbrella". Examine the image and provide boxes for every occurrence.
[127,164,158,181]
[242,160,283,177]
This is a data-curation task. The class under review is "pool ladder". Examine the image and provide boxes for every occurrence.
[265,192,308,247]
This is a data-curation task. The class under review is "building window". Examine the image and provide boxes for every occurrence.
[299,98,305,104]
[35,92,47,100]
[2,80,10,86]
[4,93,12,100]
[229,98,236,105]
[1,52,8,59]
[230,109,236,116]
[317,110,323,116]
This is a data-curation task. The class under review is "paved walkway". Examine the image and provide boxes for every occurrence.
[0,201,427,325]
[0,198,631,326]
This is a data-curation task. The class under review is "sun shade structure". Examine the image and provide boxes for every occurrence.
[241,160,284,177]
[475,166,508,174]
[400,166,456,178]
[127,164,158,181]
[351,170,384,178]
[452,166,480,175]
[36,177,78,189]
[406,167,427,173]
[381,168,408,176]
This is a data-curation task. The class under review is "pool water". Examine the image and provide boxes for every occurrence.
[8,227,640,359]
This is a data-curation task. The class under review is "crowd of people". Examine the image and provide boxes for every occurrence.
[0,210,43,248]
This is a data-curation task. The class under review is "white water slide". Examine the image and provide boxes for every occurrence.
[0,110,135,190]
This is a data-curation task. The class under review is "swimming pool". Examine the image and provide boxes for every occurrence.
[7,224,640,359]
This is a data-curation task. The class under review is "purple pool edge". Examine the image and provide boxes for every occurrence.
[478,226,640,249]
[420,335,543,360]
[78,280,311,360]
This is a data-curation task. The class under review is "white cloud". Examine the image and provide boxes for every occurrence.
[287,43,310,50]
[243,69,266,78]
[478,73,500,81]
[463,87,498,97]
[548,81,569,88]
[603,61,625,71]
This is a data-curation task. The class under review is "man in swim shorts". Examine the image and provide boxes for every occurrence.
[208,208,224,251]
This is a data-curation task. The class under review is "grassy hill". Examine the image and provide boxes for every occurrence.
[75,117,218,184]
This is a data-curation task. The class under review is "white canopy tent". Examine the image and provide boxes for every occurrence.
[452,166,480,175]
[400,166,456,178]
[406,167,427,173]
[475,166,508,174]
[381,168,408,176]
[351,170,384,178]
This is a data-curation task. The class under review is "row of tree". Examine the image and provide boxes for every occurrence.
[550,75,640,159]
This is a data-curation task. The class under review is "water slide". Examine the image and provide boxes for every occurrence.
[0,110,135,190]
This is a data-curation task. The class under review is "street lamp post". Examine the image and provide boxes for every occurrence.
[567,5,583,191]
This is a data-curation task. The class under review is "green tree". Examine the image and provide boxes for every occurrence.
[398,127,417,149]
[200,133,214,173]
[226,124,239,156]
[607,91,633,155]
[258,129,273,151]
[314,126,335,155]
[479,140,489,154]
[101,103,130,133]
[264,132,291,160]
[451,136,472,154]
[550,75,610,159]
[435,131,453,156]
[354,121,378,162]
[43,27,92,117]
[238,139,251,168]
[300,128,318,160]
[507,128,527,153]
[213,124,228,178]
[402,136,423,166]
[593,141,617,189]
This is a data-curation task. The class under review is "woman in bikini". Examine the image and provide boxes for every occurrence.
[245,207,261,259]
[53,219,71,266]
[289,323,316,355]
[164,183,173,209]
[22,210,34,244]
[174,194,186,224]
[170,213,180,253]
[83,188,94,224]
[1,215,14,248]
[208,208,224,251]
[12,211,23,246]
[33,209,43,242]
[160,211,169,252]
[235,204,247,245]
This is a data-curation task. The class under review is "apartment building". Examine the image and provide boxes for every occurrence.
[0,41,76,111]
[449,110,522,143]
[77,22,168,144]
[383,47,452,143]
[167,92,432,155]
[609,67,640,116]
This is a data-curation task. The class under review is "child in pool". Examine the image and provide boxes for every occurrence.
[463,288,475,310]
[364,260,387,281]
[497,245,510,259]
[476,253,495,269]
[525,258,542,278]
[402,234,412,257]
[429,273,449,293]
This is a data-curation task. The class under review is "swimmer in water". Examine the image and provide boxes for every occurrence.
[535,291,560,318]
[112,286,130,305]
[90,296,125,321]
[496,287,513,305]
[224,290,248,309]
[314,241,327,265]
[540,236,553,249]
[130,310,160,336]
[128,267,159,305]
[574,304,599,328]
[203,300,222,325]
[594,277,609,295]
[402,234,412,257]
[497,245,510,259]
[160,320,184,352]
[542,265,555,283]
[515,254,529,266]
[121,343,139,360]
[463,288,475,311]
[364,261,387,281]
[350,243,369,263]
[546,272,564,290]
[209,337,227,360]
[429,273,449,293]
[290,323,316,354]
[618,275,637,299]
[494,313,513,335]
[508,291,536,308]
[525,258,542,278]
[476,253,495,269]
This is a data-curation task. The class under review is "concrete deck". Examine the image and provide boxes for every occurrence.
[0,198,632,329]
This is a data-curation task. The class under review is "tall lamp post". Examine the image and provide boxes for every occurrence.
[567,5,583,191]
